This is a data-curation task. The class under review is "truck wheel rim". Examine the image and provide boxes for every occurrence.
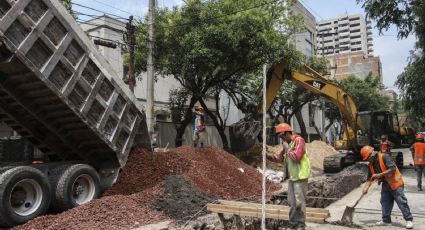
[72,174,95,205]
[10,179,43,216]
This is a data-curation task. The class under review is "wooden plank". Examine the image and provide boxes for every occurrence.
[208,205,325,223]
[208,204,329,219]
[218,200,330,215]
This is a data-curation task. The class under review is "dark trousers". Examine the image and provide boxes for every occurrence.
[380,182,413,223]
[416,165,425,188]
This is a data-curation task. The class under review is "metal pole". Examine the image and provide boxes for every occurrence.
[147,0,155,134]
[261,64,267,230]
[320,32,326,142]
[127,16,135,92]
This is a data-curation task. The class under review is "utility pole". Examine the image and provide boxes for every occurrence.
[146,0,155,134]
[319,32,327,142]
[127,16,136,92]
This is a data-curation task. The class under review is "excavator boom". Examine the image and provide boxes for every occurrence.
[230,60,358,153]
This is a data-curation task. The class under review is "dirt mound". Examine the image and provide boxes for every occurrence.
[238,141,337,172]
[235,144,284,170]
[151,175,216,220]
[306,141,339,171]
[15,184,165,230]
[16,146,277,230]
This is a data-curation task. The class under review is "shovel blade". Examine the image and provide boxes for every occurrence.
[341,206,355,225]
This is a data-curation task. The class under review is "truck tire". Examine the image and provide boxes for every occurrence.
[0,166,51,227]
[49,164,100,212]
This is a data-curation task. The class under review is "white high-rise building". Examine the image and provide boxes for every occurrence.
[317,13,373,56]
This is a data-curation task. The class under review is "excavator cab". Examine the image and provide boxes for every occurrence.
[355,111,402,149]
[355,111,404,169]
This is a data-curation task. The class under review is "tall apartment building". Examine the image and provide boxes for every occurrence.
[317,13,373,56]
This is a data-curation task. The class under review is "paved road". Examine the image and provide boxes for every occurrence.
[308,148,425,230]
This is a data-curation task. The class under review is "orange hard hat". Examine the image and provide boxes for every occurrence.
[275,123,292,134]
[416,133,424,139]
[360,145,374,160]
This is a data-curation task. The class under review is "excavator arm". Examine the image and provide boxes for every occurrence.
[230,59,358,152]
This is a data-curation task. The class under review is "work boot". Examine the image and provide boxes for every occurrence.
[406,220,413,229]
[375,220,391,226]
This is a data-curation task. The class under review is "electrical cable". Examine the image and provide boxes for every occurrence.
[91,0,134,16]
[71,2,130,21]
[73,11,127,29]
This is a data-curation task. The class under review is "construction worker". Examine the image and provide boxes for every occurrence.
[410,133,425,191]
[360,145,413,229]
[379,134,393,154]
[192,106,205,147]
[267,123,311,230]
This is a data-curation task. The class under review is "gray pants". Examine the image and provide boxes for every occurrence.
[416,165,425,188]
[288,179,308,230]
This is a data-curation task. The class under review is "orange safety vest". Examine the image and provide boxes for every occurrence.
[414,142,425,165]
[370,153,404,190]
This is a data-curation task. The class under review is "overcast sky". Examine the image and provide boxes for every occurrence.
[72,0,416,92]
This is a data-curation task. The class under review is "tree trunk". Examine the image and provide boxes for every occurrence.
[175,97,198,147]
[295,110,307,139]
[199,99,229,150]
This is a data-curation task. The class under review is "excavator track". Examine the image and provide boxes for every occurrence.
[323,154,344,173]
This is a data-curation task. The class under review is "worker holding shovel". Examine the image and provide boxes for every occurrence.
[267,123,311,230]
[360,145,413,229]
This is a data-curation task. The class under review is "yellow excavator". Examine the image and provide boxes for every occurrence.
[229,59,414,173]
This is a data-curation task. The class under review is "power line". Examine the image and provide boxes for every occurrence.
[73,12,127,29]
[76,19,126,30]
[71,2,129,21]
[299,0,323,20]
[91,0,134,16]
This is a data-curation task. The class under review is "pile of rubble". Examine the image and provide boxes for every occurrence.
[15,146,278,230]
[271,163,369,208]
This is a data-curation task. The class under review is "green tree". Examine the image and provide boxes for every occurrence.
[134,0,302,148]
[326,74,390,128]
[358,0,425,129]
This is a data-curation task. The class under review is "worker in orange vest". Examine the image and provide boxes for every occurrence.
[379,134,393,154]
[361,145,413,229]
[410,133,425,191]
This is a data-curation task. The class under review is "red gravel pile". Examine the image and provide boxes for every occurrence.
[15,184,165,230]
[16,146,276,230]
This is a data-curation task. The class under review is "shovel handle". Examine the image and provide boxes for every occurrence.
[352,180,375,207]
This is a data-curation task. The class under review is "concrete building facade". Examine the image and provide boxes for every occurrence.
[317,13,373,56]
[327,50,382,80]
[80,15,126,78]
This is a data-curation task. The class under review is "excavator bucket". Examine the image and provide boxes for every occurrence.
[229,119,262,152]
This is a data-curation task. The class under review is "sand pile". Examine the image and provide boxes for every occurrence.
[306,141,339,171]
[240,140,338,172]
[16,146,277,230]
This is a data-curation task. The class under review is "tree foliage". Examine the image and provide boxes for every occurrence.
[358,0,425,129]
[134,0,303,147]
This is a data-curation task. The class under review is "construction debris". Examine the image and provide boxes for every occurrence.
[271,163,369,208]
[15,146,278,230]
[151,175,216,220]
